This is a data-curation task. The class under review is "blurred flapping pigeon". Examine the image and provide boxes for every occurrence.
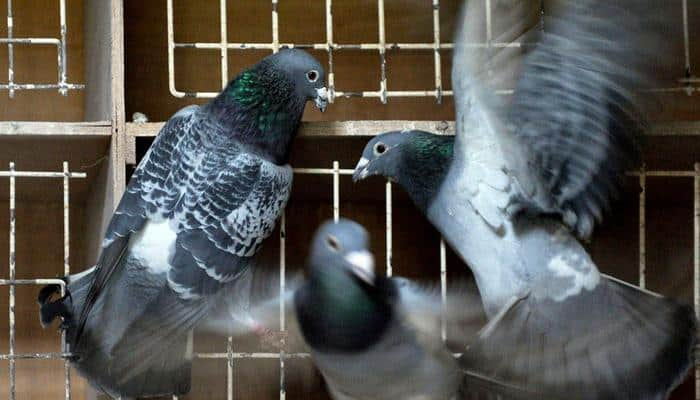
[354,1,696,399]
[38,49,328,399]
[210,218,519,400]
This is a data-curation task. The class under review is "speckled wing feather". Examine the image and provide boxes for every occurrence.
[74,104,293,343]
[73,105,199,343]
[452,0,667,239]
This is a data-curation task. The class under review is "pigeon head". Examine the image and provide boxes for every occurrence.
[260,48,328,112]
[309,218,376,286]
[353,130,454,212]
[295,218,395,353]
[210,48,328,164]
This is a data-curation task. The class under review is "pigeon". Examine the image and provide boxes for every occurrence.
[208,218,525,400]
[37,48,328,399]
[353,1,697,399]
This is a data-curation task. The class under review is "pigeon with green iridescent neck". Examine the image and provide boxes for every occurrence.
[354,1,696,398]
[207,218,514,400]
[38,48,328,399]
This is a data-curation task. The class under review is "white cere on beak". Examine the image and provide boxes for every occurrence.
[315,87,329,112]
[345,250,375,284]
[356,157,369,170]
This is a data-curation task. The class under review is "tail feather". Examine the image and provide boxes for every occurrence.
[37,264,197,398]
[460,276,697,399]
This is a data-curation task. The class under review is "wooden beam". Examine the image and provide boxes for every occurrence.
[126,120,700,138]
[0,121,111,136]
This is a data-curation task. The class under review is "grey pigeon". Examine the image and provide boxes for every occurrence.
[208,218,517,400]
[38,48,328,399]
[354,1,696,399]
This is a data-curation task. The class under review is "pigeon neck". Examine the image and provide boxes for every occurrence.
[205,69,305,165]
[295,272,395,353]
[396,135,454,213]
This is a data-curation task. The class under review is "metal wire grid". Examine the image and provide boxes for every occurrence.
[0,159,698,399]
[166,0,699,101]
[2,0,84,97]
[0,162,86,400]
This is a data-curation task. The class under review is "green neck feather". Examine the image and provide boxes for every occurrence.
[399,134,454,211]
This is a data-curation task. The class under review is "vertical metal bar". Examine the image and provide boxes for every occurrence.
[431,0,442,103]
[279,212,286,400]
[376,0,387,103]
[271,0,280,53]
[166,0,178,96]
[682,0,691,77]
[639,169,646,289]
[8,162,16,400]
[440,238,447,342]
[332,161,340,222]
[325,0,336,103]
[62,162,71,399]
[485,0,492,44]
[227,336,233,400]
[220,0,229,89]
[7,0,14,98]
[58,0,68,95]
[385,181,392,277]
[694,163,699,400]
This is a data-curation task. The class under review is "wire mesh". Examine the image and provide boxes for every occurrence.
[0,163,86,400]
[1,158,699,399]
[1,0,84,97]
[166,0,698,101]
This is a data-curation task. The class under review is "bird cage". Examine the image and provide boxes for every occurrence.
[1,0,700,399]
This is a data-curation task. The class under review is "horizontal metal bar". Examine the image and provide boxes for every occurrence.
[0,279,66,287]
[0,171,86,178]
[0,38,60,45]
[293,167,354,175]
[0,83,84,90]
[626,171,698,177]
[174,42,457,51]
[0,352,71,360]
[196,352,311,359]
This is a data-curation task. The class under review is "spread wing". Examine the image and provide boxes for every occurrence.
[452,0,667,239]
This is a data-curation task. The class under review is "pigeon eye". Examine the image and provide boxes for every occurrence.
[326,235,342,252]
[306,70,319,83]
[373,142,387,156]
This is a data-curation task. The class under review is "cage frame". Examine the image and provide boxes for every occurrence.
[0,0,699,399]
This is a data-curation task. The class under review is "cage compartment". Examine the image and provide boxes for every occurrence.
[0,0,115,122]
[0,133,117,400]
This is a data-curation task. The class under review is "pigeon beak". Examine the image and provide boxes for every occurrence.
[314,87,329,112]
[352,157,370,183]
[345,250,375,285]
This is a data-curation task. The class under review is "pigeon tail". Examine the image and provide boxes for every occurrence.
[460,275,697,399]
[38,264,196,398]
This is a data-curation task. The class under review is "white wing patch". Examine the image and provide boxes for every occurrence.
[460,110,516,232]
[129,219,177,275]
[547,253,600,302]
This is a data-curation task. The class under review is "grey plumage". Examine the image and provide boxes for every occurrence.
[39,49,328,398]
[354,1,696,398]
[208,218,497,400]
